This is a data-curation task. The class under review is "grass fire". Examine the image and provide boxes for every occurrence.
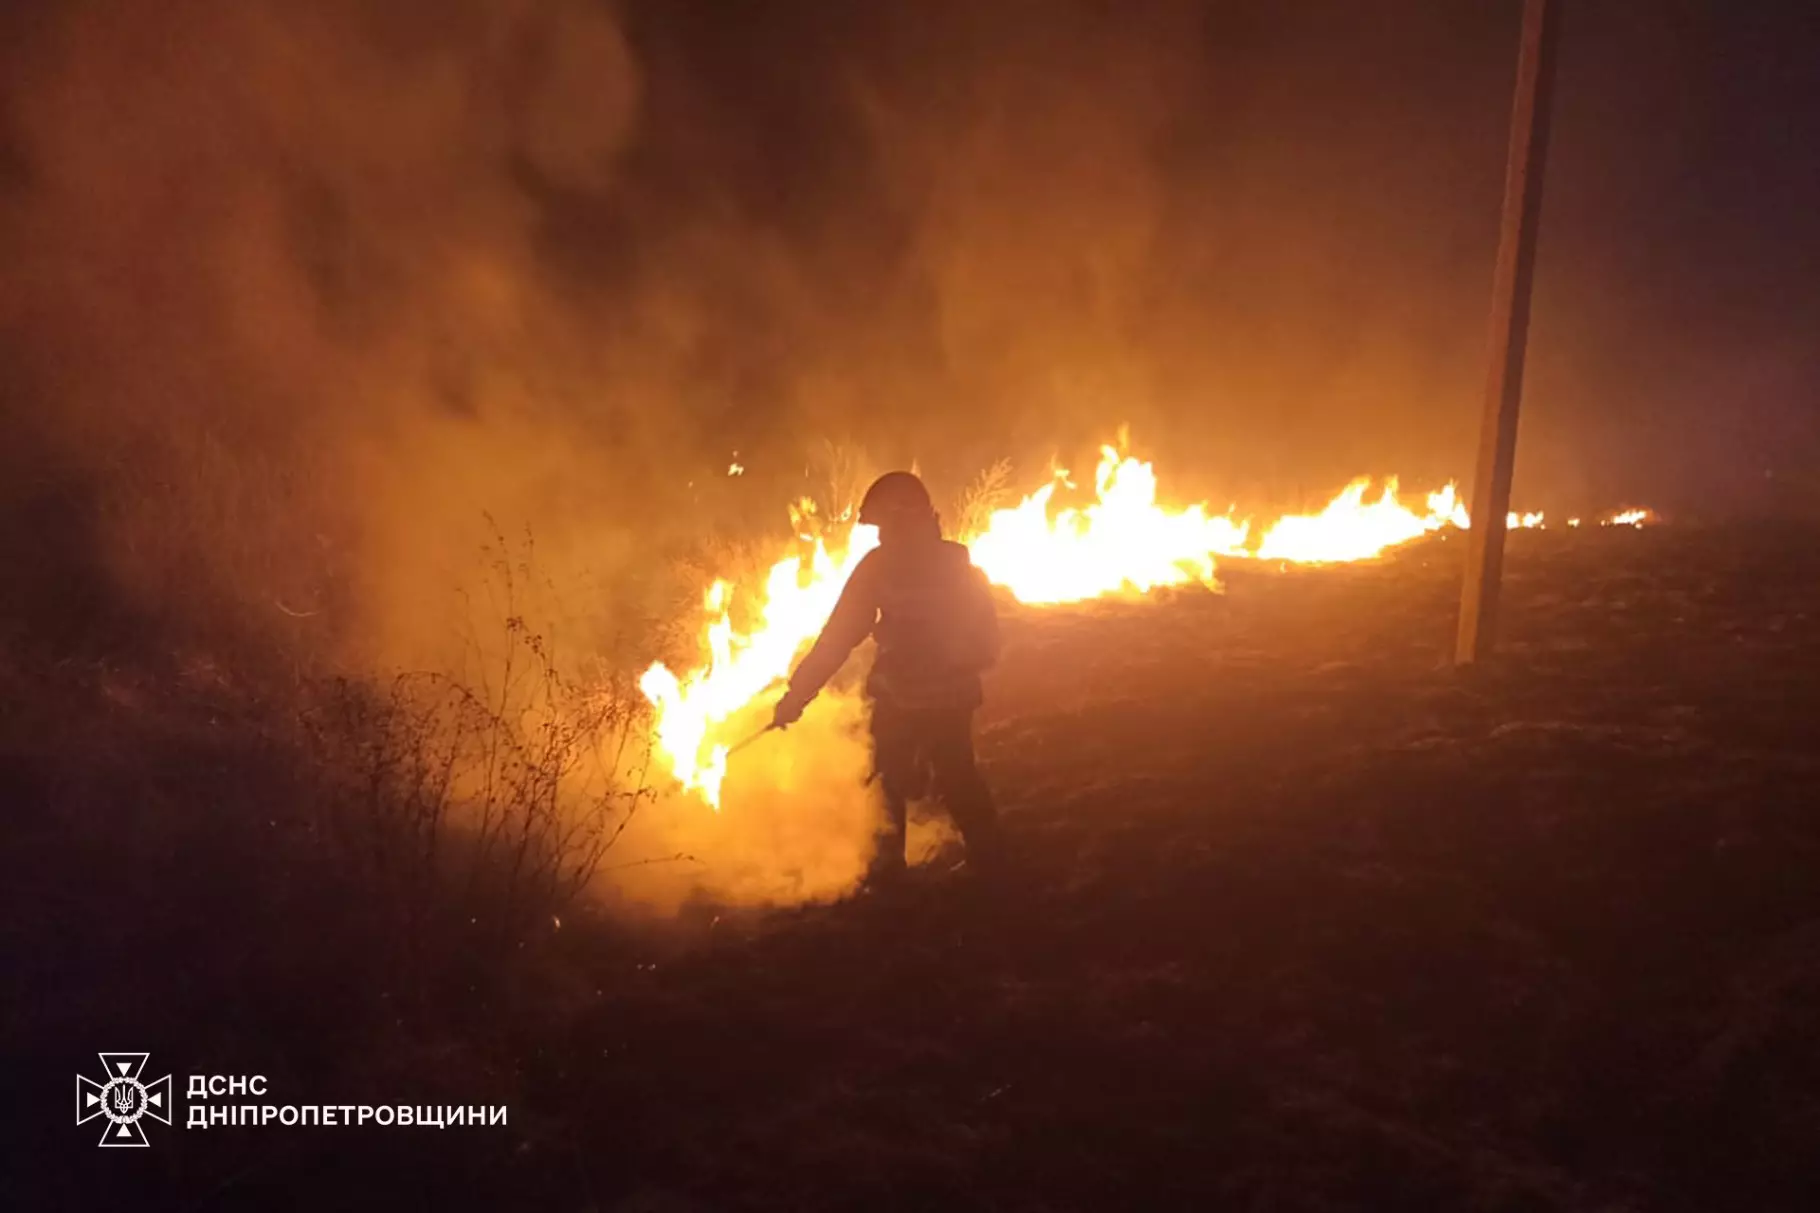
[5,1,1817,1210]
[640,436,1650,812]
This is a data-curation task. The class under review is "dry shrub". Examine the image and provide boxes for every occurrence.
[952,456,1016,540]
[302,529,655,960]
[300,436,1015,933]
[815,437,877,525]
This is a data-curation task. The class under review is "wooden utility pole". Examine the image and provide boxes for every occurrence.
[1456,0,1562,664]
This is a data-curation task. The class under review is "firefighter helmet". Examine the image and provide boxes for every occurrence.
[857,471,935,528]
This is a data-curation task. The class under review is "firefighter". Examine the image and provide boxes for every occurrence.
[772,470,1003,885]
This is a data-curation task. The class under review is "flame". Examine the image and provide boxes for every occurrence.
[967,447,1250,603]
[1253,480,1468,564]
[637,505,878,809]
[638,436,1648,808]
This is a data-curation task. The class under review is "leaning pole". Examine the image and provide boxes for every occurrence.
[1456,0,1562,664]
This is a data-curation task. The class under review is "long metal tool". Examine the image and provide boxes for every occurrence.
[724,724,779,758]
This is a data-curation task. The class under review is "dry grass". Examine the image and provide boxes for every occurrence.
[299,529,659,963]
[12,511,1820,1210]
[951,455,1016,540]
[93,421,351,663]
[810,436,877,526]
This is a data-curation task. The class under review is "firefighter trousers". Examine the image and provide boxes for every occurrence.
[868,699,1001,872]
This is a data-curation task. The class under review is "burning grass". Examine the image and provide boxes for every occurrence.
[636,433,1649,831]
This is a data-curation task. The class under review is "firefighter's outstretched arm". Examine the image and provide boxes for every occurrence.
[773,556,879,727]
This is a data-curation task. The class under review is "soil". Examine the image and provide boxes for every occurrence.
[9,524,1819,1210]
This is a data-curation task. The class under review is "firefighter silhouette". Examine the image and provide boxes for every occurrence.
[773,471,1003,883]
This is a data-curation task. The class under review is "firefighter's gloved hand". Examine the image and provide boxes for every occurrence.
[772,689,810,729]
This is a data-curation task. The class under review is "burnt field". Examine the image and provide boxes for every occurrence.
[11,523,1820,1211]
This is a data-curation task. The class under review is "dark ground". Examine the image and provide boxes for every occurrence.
[8,524,1820,1210]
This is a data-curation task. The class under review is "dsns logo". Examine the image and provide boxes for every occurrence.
[76,1053,173,1147]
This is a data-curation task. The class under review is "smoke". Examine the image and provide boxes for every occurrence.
[0,0,658,667]
[597,690,960,915]
[6,0,1817,907]
[0,0,1104,912]
[9,0,1793,668]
